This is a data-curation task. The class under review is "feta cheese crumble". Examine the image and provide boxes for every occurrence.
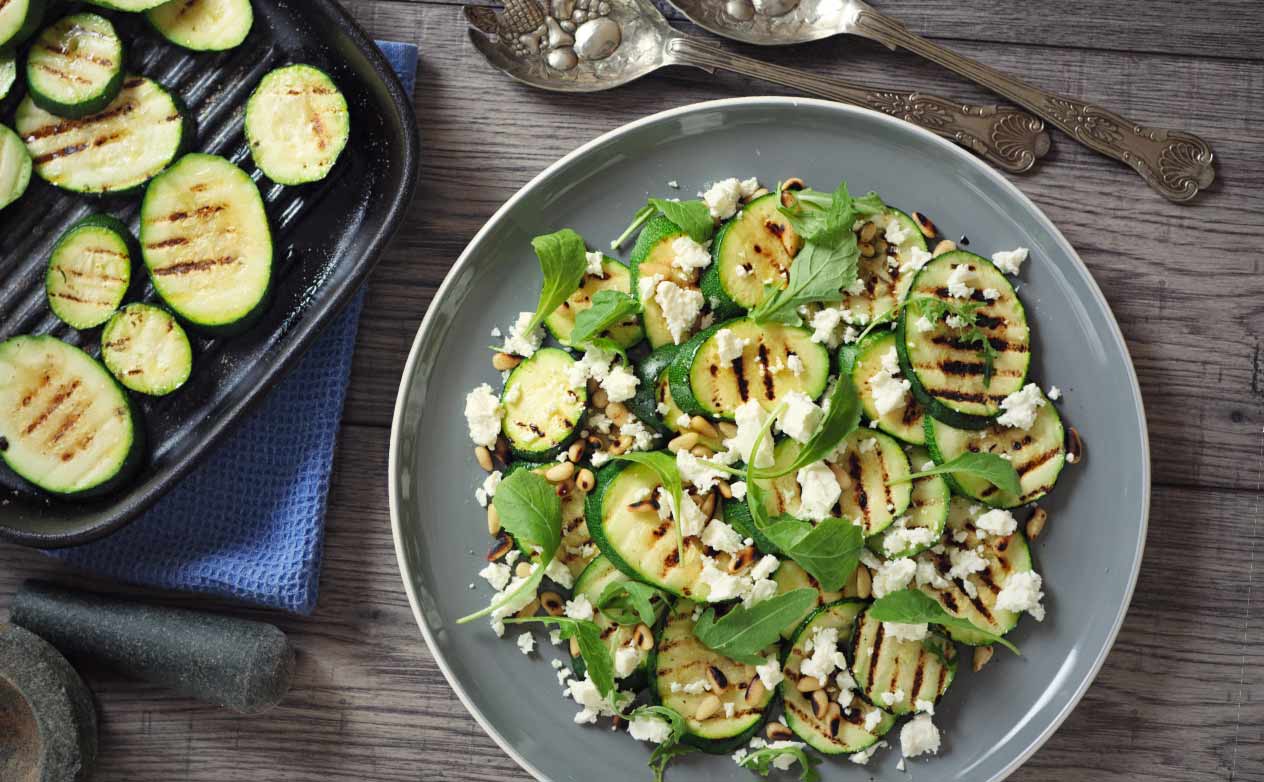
[872,557,917,598]
[614,646,641,679]
[670,235,713,273]
[777,391,824,443]
[992,246,1029,275]
[900,713,941,758]
[564,594,594,621]
[799,626,848,683]
[713,328,749,362]
[628,713,673,743]
[975,508,1018,537]
[900,245,933,274]
[883,622,929,642]
[463,384,502,447]
[701,518,745,554]
[946,265,974,299]
[996,383,1046,429]
[796,461,841,522]
[870,347,911,416]
[601,364,639,403]
[756,656,784,689]
[479,562,511,591]
[516,632,535,655]
[585,250,605,277]
[474,470,502,508]
[725,400,775,468]
[653,280,705,345]
[995,570,1046,620]
[914,315,935,333]
[1048,385,1062,400]
[501,311,544,357]
[702,177,759,220]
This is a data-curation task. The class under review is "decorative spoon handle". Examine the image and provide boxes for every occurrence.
[666,36,1050,174]
[844,4,1215,201]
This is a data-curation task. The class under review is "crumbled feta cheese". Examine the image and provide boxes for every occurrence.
[743,576,779,607]
[995,570,1046,620]
[567,345,616,388]
[862,709,884,732]
[884,215,911,246]
[620,415,657,452]
[550,629,563,645]
[992,247,1029,275]
[897,758,907,772]
[516,632,535,655]
[996,383,1046,429]
[490,326,502,338]
[944,314,967,329]
[799,626,848,683]
[670,235,713,274]
[654,280,705,345]
[675,413,692,428]
[946,265,974,299]
[851,740,888,765]
[544,557,575,589]
[677,449,731,492]
[1048,385,1062,400]
[914,699,935,715]
[870,348,911,417]
[900,713,941,758]
[702,177,759,220]
[659,488,709,537]
[883,622,929,642]
[975,508,1018,537]
[585,250,605,277]
[777,391,824,443]
[628,713,673,743]
[637,272,664,302]
[656,401,671,415]
[614,645,641,679]
[479,562,511,591]
[713,328,749,363]
[724,703,735,718]
[914,315,935,333]
[464,384,502,447]
[834,670,856,704]
[726,400,774,468]
[501,311,544,357]
[602,364,639,403]
[880,688,905,707]
[785,353,804,376]
[478,471,503,508]
[751,554,779,582]
[900,246,933,274]
[682,678,711,694]
[701,518,745,554]
[796,461,841,522]
[667,180,680,189]
[756,657,784,688]
[915,557,950,590]
[564,594,594,621]
[872,558,917,598]
[948,545,989,582]
[590,450,611,467]
[489,566,540,637]
[564,674,625,724]
[730,481,747,500]
[699,556,745,602]
[810,306,844,347]
[982,287,1001,300]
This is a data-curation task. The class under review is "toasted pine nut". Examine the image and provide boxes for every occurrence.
[540,591,565,617]
[668,432,700,453]
[726,545,758,574]
[633,623,654,650]
[1026,507,1048,540]
[912,211,938,238]
[570,637,581,658]
[1066,427,1084,464]
[695,695,722,721]
[795,675,823,693]
[592,388,609,409]
[475,446,494,472]
[487,505,502,536]
[745,677,766,705]
[690,416,719,439]
[568,440,587,464]
[858,242,876,258]
[825,703,843,737]
[516,599,539,618]
[932,239,957,257]
[874,239,889,258]
[705,665,729,693]
[690,444,714,459]
[607,401,629,420]
[492,352,521,371]
[811,689,830,719]
[973,645,994,672]
[611,434,634,455]
[576,468,596,492]
[699,491,717,520]
[780,177,806,193]
[858,222,877,242]
[486,530,512,561]
[515,561,533,579]
[717,421,738,439]
[827,461,852,491]
[545,462,575,483]
[717,480,733,499]
[766,722,794,741]
[855,565,872,599]
[493,437,510,465]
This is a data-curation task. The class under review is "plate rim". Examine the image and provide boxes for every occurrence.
[388,95,1151,782]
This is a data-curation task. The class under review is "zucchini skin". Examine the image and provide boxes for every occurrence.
[698,215,742,315]
[625,344,678,438]
[665,320,725,418]
[722,498,780,557]
[583,459,647,586]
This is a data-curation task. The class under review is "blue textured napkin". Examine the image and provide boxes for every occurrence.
[48,42,419,616]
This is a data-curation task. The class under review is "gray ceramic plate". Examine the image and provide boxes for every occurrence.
[389,97,1149,782]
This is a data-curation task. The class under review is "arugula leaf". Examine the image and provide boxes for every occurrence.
[614,452,685,563]
[743,402,786,532]
[648,742,694,782]
[868,589,1020,654]
[504,616,617,697]
[457,471,562,624]
[649,198,714,244]
[570,289,641,348]
[737,744,821,781]
[890,451,1021,497]
[611,204,657,250]
[760,516,864,592]
[692,589,817,665]
[526,229,589,333]
[751,375,861,480]
[596,580,667,626]
[622,704,692,781]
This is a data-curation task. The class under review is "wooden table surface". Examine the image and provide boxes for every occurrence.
[3,1,1263,780]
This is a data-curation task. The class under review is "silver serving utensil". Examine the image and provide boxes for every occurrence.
[465,0,1050,173]
[667,0,1215,202]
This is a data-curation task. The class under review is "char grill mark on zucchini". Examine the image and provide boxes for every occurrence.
[26,13,124,119]
[872,446,949,558]
[898,251,1030,425]
[0,335,138,496]
[652,601,774,752]
[45,214,134,329]
[703,193,802,311]
[915,498,1034,643]
[0,123,32,209]
[101,303,192,397]
[849,608,955,715]
[925,398,1066,507]
[16,75,185,194]
[245,64,350,185]
[140,153,272,334]
[500,348,586,461]
[545,257,643,349]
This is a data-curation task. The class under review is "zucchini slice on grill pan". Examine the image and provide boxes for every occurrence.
[147,0,254,51]
[26,13,125,119]
[245,64,350,185]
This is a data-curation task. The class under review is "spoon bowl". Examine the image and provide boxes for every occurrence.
[668,0,848,45]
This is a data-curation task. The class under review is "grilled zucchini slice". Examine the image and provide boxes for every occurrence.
[668,318,830,421]
[897,250,1030,427]
[925,391,1066,508]
[0,123,32,210]
[0,52,17,102]
[849,605,956,716]
[140,153,273,334]
[85,0,169,11]
[626,345,680,440]
[544,256,643,349]
[701,193,802,312]
[499,348,586,461]
[45,214,134,329]
[837,208,928,324]
[16,75,187,195]
[629,215,711,348]
[26,13,124,119]
[570,555,661,688]
[100,303,193,396]
[782,600,895,755]
[245,64,350,185]
[651,600,776,753]
[146,0,254,51]
[0,335,140,497]
[0,0,45,50]
[870,446,949,559]
[770,560,845,640]
[850,329,926,445]
[915,498,1036,644]
[506,458,595,578]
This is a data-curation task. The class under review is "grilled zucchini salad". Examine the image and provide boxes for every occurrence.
[460,177,1078,779]
[0,1,352,498]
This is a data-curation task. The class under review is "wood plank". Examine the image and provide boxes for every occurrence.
[338,0,1264,492]
[389,0,1264,61]
[0,424,1257,781]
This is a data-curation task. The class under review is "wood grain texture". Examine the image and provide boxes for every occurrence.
[1,1,1262,781]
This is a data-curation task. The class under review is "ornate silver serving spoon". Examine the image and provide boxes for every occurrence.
[666,0,1215,201]
[465,0,1050,173]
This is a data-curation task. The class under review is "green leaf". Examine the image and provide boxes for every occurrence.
[596,580,667,626]
[693,589,818,665]
[614,452,685,564]
[868,589,1020,654]
[751,375,861,480]
[611,204,657,250]
[743,402,785,532]
[908,296,997,388]
[890,451,1021,497]
[627,704,690,781]
[737,744,821,781]
[760,516,864,592]
[750,240,860,325]
[570,289,641,348]
[648,198,714,244]
[648,742,695,782]
[526,228,589,333]
[457,566,547,625]
[505,616,618,698]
